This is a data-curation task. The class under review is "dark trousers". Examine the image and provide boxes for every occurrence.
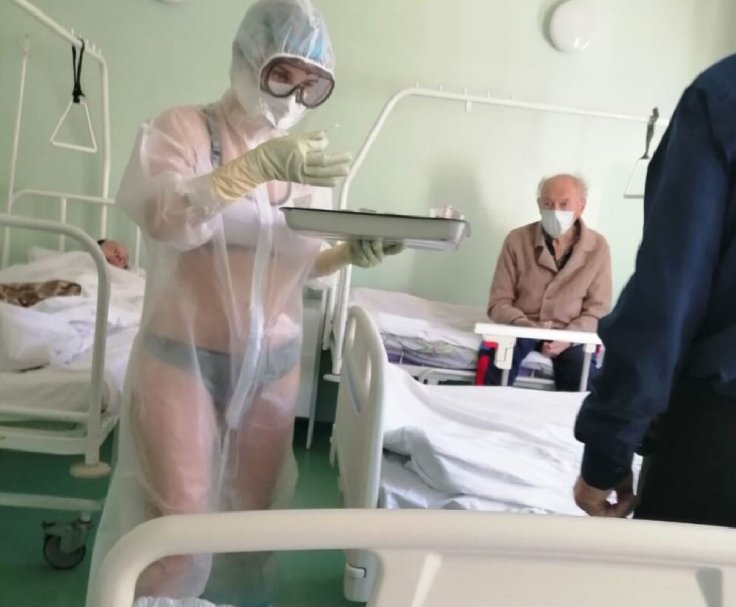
[634,377,736,527]
[485,338,595,391]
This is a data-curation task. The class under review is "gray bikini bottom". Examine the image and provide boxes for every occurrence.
[143,333,301,408]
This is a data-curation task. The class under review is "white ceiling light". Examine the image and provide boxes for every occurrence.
[548,0,595,53]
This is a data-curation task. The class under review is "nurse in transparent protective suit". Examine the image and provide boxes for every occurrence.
[86,1,402,604]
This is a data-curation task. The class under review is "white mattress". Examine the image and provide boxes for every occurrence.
[0,326,136,416]
[378,364,640,515]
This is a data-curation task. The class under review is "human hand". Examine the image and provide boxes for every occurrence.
[347,239,405,268]
[542,340,570,358]
[253,131,353,187]
[573,473,636,518]
[210,131,352,201]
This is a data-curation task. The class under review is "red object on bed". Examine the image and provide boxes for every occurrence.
[475,341,498,386]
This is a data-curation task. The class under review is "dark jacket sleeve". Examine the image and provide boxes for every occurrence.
[575,82,733,489]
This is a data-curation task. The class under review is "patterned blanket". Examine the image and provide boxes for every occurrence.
[0,280,82,307]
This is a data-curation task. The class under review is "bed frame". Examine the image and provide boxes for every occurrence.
[0,213,120,568]
[96,508,736,607]
[330,306,603,601]
[0,2,142,569]
[330,307,387,600]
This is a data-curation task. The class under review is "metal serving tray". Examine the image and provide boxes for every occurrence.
[282,208,470,251]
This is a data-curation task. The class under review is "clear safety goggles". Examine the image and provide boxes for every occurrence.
[260,57,335,109]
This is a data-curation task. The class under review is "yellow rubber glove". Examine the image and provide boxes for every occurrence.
[210,131,352,201]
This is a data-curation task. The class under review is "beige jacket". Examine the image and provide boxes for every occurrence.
[487,220,612,332]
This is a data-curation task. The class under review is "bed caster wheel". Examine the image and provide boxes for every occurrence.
[43,535,86,570]
[70,461,111,479]
[42,517,93,570]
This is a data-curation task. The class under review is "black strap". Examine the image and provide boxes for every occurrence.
[202,105,223,168]
[642,107,659,159]
[71,40,86,104]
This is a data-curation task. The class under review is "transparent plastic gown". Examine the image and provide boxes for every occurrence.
[87,91,332,606]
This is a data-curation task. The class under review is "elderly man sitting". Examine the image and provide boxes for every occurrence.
[486,173,611,391]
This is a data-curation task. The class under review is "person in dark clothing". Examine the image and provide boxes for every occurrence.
[574,54,736,526]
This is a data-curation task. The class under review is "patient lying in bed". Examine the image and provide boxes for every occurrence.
[0,247,144,372]
[97,239,130,269]
[0,240,131,307]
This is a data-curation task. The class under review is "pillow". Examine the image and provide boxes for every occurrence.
[0,280,82,308]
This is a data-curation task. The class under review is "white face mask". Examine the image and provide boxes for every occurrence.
[261,93,307,130]
[540,210,575,238]
[231,62,307,131]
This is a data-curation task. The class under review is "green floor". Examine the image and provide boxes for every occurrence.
[0,420,357,607]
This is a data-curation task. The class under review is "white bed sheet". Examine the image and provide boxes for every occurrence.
[350,287,554,376]
[0,325,137,415]
[379,454,559,513]
[379,364,640,515]
[350,287,486,351]
[0,250,145,371]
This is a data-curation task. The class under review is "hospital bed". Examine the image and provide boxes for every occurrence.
[331,306,622,601]
[345,287,560,388]
[320,86,663,392]
[0,2,148,569]
[96,508,736,607]
[0,212,142,569]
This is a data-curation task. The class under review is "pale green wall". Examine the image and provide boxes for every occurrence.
[1,0,735,304]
